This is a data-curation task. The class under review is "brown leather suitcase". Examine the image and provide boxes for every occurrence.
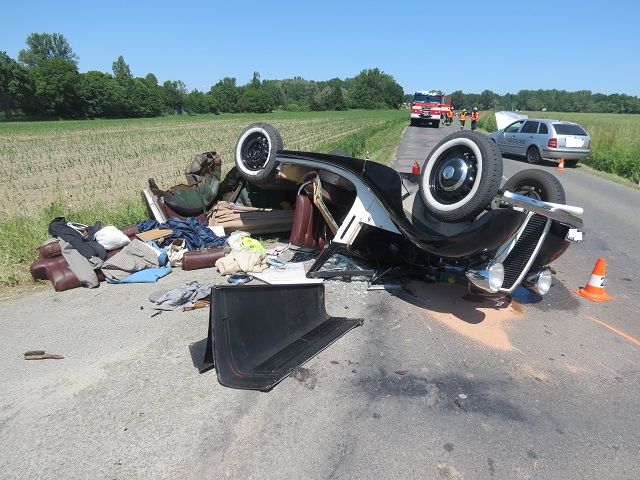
[181,248,226,271]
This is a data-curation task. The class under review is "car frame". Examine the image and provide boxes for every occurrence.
[489,118,590,166]
[232,123,584,297]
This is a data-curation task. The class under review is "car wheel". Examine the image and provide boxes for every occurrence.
[526,146,541,164]
[502,169,566,203]
[235,123,283,183]
[433,121,440,128]
[419,131,503,222]
[564,159,578,168]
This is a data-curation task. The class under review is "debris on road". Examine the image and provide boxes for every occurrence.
[24,350,64,360]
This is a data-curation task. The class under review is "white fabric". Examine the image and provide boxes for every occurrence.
[95,226,131,251]
[227,230,250,252]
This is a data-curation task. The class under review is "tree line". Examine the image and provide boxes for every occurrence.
[0,33,404,120]
[3,33,639,121]
[404,88,640,114]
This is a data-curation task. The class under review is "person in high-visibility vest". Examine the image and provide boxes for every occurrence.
[446,107,454,126]
[471,107,480,131]
[459,109,467,129]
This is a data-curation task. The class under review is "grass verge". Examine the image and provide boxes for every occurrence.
[317,114,407,163]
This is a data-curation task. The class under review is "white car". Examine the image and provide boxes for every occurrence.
[489,118,590,166]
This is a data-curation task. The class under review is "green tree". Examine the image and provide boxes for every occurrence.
[328,84,347,110]
[144,73,159,86]
[162,80,187,113]
[184,89,216,114]
[237,87,274,113]
[210,77,239,113]
[0,52,33,118]
[350,68,403,109]
[78,71,123,118]
[18,33,78,67]
[251,71,261,89]
[112,55,132,83]
[26,57,81,117]
[128,78,163,117]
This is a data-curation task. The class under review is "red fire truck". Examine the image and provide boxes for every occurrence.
[410,91,452,128]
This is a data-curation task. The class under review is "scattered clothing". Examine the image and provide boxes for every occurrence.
[227,231,250,252]
[49,217,106,260]
[113,266,172,284]
[58,238,103,288]
[138,217,225,250]
[242,237,265,253]
[215,251,268,275]
[101,239,160,282]
[149,281,212,311]
[266,243,290,257]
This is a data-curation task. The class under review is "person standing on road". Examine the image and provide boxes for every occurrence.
[446,107,454,126]
[471,107,480,131]
[459,109,467,129]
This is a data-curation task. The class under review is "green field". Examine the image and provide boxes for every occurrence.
[477,111,640,181]
[0,110,406,288]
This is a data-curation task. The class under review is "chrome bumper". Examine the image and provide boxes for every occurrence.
[497,190,583,229]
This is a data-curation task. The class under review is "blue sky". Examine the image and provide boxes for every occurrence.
[2,0,639,96]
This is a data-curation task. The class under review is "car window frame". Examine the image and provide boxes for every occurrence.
[521,121,540,134]
[538,122,549,134]
[504,120,525,133]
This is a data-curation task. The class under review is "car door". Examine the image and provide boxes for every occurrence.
[514,121,540,156]
[496,120,525,155]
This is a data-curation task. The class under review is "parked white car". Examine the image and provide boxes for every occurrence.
[489,118,590,166]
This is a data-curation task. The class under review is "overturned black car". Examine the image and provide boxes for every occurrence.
[149,123,584,391]
[233,122,584,296]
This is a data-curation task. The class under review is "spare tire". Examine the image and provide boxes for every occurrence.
[419,131,502,222]
[235,123,284,183]
[502,169,566,204]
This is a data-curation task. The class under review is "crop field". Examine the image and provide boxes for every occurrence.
[0,110,406,218]
[0,110,406,288]
[478,111,640,182]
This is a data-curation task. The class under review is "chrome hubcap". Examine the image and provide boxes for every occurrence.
[429,147,478,205]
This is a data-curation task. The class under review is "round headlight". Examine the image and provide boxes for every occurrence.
[536,269,553,295]
[488,263,505,293]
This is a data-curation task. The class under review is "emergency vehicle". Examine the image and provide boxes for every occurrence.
[410,91,452,128]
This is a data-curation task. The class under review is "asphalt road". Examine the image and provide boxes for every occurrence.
[1,121,639,480]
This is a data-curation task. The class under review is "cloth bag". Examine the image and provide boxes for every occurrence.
[167,238,188,267]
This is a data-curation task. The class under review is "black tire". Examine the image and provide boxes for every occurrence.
[502,169,566,203]
[526,145,541,164]
[433,120,440,128]
[410,119,417,127]
[234,123,283,183]
[419,130,503,222]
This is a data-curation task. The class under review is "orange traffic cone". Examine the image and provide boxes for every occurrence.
[575,257,613,302]
[556,158,565,172]
[412,160,421,175]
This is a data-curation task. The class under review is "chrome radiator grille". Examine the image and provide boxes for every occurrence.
[501,214,549,291]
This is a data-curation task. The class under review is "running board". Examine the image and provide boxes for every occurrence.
[204,283,362,391]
